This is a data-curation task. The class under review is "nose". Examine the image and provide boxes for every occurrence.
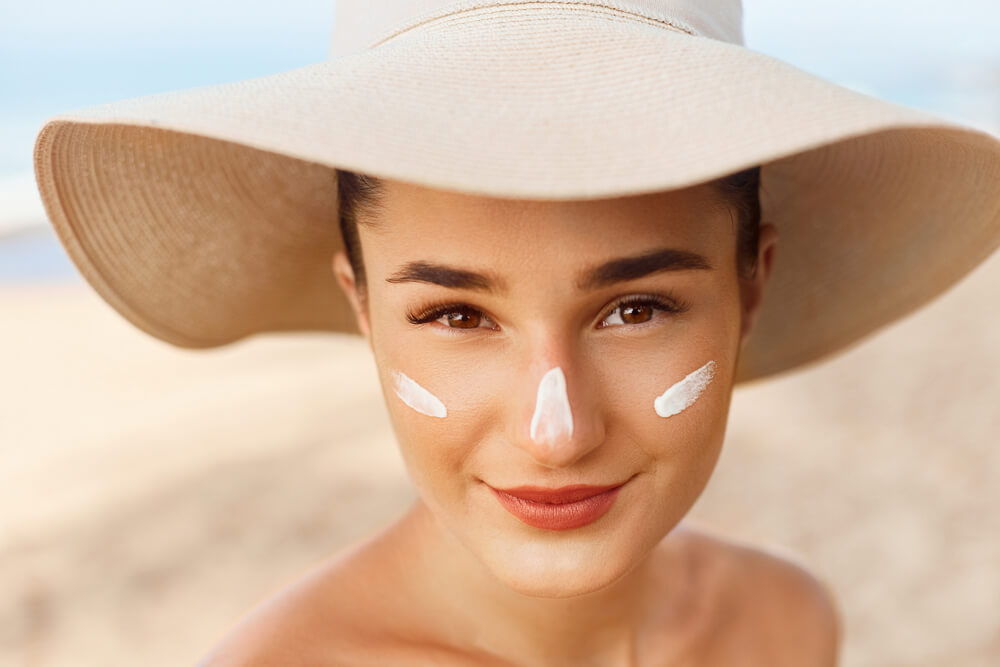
[510,358,606,468]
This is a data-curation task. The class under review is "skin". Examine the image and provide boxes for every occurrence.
[198,177,841,666]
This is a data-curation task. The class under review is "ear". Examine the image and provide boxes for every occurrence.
[739,223,778,349]
[332,250,372,344]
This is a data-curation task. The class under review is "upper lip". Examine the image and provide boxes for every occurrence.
[491,482,625,504]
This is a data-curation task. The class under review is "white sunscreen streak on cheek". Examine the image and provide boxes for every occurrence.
[654,360,716,418]
[390,370,447,418]
[530,366,574,444]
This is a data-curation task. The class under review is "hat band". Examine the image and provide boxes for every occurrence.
[369,1,699,51]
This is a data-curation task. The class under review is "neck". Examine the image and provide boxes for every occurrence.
[394,500,692,666]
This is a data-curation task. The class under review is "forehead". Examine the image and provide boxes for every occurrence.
[361,177,735,267]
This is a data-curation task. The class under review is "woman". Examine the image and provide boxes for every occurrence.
[32,0,1000,665]
[197,168,838,666]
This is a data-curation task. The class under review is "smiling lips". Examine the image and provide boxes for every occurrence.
[488,482,625,531]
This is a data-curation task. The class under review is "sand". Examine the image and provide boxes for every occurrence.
[2,235,999,666]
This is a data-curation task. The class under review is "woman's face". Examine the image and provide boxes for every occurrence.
[333,177,774,597]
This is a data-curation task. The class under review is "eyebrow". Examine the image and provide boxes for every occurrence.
[385,248,712,293]
[386,261,508,293]
[576,247,712,290]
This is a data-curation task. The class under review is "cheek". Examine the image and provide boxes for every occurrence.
[376,351,505,494]
[653,359,717,418]
[595,283,740,433]
[597,339,734,464]
[368,306,501,474]
[596,350,732,531]
[390,369,447,418]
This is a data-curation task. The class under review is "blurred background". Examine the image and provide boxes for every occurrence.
[1,1,998,665]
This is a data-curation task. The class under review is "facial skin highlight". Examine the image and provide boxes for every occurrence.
[332,176,777,603]
[529,366,574,446]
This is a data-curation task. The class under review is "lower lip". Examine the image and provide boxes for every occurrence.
[488,485,623,531]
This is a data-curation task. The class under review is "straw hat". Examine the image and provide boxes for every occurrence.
[32,0,1000,384]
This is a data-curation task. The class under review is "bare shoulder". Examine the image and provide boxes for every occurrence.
[673,521,842,666]
[194,511,494,667]
[194,539,383,667]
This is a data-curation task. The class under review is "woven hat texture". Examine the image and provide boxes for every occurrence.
[32,0,1000,383]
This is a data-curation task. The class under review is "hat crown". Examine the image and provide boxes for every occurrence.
[328,0,744,58]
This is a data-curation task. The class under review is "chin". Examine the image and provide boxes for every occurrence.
[476,529,653,598]
[500,569,631,599]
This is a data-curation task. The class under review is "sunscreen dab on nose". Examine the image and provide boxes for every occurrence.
[530,366,574,444]
[391,370,447,418]
[654,360,716,418]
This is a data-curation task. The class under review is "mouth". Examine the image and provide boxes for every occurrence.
[486,480,629,531]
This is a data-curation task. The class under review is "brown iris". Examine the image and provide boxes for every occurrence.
[620,303,654,324]
[443,309,481,328]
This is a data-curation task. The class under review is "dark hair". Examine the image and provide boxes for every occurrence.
[336,169,386,302]
[336,166,762,302]
[714,165,762,280]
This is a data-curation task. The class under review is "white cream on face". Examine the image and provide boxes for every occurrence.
[530,366,574,444]
[654,360,716,418]
[390,370,447,418]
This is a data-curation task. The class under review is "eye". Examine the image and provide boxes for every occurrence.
[406,302,499,331]
[598,294,687,328]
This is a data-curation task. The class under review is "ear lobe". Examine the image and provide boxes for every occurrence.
[739,223,778,347]
[332,250,372,342]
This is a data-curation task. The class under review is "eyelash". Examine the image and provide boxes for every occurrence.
[597,293,690,328]
[404,293,689,332]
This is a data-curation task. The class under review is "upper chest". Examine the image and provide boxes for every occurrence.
[212,528,829,667]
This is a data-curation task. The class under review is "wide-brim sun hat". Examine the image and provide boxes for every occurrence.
[32,0,1000,384]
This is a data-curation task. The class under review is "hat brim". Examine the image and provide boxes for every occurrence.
[33,8,1000,383]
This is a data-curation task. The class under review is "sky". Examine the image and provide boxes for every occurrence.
[1,0,998,243]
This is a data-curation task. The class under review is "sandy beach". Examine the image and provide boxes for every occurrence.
[2,227,999,666]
